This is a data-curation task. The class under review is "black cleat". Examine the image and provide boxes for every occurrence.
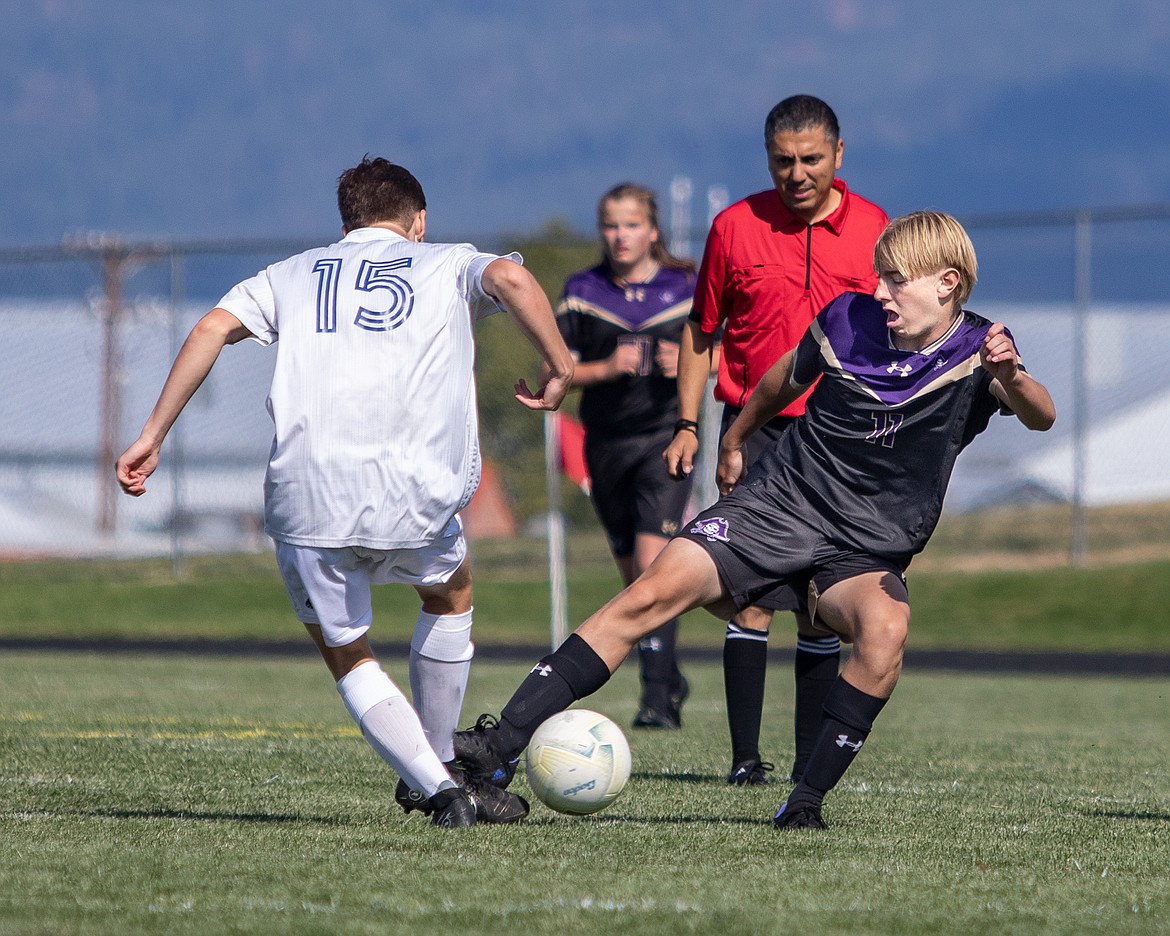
[772,801,828,830]
[464,778,530,824]
[452,714,517,789]
[727,759,775,786]
[632,706,681,729]
[428,787,477,828]
[396,764,526,823]
[395,778,433,815]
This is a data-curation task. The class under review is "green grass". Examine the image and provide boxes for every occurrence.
[3,538,1170,652]
[1,653,1166,935]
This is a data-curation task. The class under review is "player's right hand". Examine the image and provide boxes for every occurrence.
[514,374,571,411]
[715,445,745,496]
[662,430,699,480]
[115,438,161,496]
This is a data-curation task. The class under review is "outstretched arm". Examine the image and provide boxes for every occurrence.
[716,348,808,494]
[482,258,575,411]
[116,307,251,496]
[981,323,1056,431]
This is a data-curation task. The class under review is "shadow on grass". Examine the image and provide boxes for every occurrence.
[74,806,345,825]
[1081,807,1170,822]
[523,812,775,827]
[629,770,724,784]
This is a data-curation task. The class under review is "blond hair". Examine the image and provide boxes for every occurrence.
[873,210,978,306]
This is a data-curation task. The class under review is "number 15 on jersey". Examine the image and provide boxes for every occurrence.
[313,257,415,333]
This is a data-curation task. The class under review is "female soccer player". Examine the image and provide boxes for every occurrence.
[554,183,698,729]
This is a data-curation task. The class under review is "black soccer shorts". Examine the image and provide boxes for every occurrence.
[679,483,907,621]
[585,427,693,558]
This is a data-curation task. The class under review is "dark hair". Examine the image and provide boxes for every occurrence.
[596,182,695,273]
[336,156,426,232]
[763,95,840,145]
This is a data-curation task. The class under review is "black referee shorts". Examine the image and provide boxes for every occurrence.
[716,406,801,611]
[585,428,693,558]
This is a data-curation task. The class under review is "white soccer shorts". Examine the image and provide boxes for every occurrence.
[274,516,468,647]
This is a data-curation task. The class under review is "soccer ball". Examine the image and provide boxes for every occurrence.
[524,709,632,815]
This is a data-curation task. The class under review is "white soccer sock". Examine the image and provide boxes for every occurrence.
[409,608,474,763]
[336,660,454,798]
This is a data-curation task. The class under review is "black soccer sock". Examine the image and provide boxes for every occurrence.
[786,677,887,810]
[496,633,613,756]
[638,618,679,709]
[723,621,769,764]
[791,634,842,780]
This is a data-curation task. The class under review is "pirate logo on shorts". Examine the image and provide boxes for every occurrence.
[690,516,731,543]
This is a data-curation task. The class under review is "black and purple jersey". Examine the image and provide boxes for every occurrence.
[743,292,1011,561]
[557,264,694,439]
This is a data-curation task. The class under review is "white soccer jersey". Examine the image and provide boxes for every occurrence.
[218,227,515,549]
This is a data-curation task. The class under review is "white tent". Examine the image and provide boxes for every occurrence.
[1021,386,1170,506]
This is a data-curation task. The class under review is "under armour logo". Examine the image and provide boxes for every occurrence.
[886,362,912,377]
[531,663,553,678]
[690,517,731,543]
[835,734,863,752]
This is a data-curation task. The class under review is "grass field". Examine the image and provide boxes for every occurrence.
[1,652,1166,935]
[1,542,1167,933]
[3,534,1170,653]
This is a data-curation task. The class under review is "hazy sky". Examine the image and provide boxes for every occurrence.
[4,0,1170,246]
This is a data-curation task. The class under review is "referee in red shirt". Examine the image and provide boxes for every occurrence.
[664,95,888,787]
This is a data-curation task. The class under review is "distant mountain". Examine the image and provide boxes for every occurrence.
[3,2,1169,248]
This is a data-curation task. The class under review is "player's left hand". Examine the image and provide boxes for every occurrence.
[979,323,1021,383]
[514,375,570,411]
[654,340,680,379]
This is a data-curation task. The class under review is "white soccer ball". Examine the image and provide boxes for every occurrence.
[524,709,632,815]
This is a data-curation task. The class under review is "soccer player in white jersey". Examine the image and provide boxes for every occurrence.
[116,156,574,828]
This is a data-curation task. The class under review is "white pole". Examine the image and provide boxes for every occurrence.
[707,185,729,226]
[670,175,694,260]
[169,249,186,579]
[544,411,568,649]
[1071,212,1091,566]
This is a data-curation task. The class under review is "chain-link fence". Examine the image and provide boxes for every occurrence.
[2,207,1169,570]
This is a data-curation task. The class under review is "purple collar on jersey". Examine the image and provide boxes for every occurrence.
[562,264,693,330]
[815,293,995,407]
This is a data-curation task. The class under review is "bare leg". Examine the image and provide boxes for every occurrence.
[473,538,726,764]
[578,538,725,670]
[629,533,687,727]
[775,571,909,828]
[817,571,908,699]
